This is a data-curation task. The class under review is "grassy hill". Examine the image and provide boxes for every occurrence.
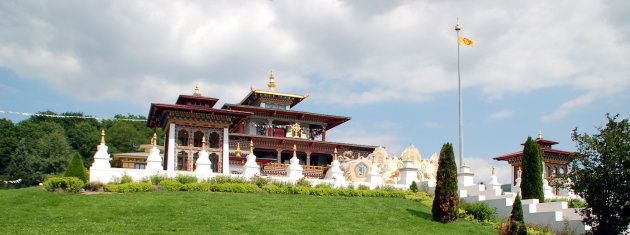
[0,187,496,234]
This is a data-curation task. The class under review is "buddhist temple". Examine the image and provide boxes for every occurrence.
[493,131,576,193]
[146,72,376,178]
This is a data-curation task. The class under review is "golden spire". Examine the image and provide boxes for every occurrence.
[455,24,461,31]
[267,71,276,91]
[100,129,105,145]
[333,147,338,161]
[194,84,201,96]
[235,142,242,157]
[292,144,297,158]
[249,140,254,153]
[537,130,542,139]
[152,133,157,147]
[202,136,206,149]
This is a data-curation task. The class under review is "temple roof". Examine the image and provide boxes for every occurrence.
[146,103,252,129]
[222,103,350,130]
[239,88,309,108]
[493,136,573,161]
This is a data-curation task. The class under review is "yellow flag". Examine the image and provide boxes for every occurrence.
[458,36,474,46]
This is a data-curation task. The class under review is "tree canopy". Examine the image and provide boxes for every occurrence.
[569,114,629,235]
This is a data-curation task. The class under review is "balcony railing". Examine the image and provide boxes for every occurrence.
[262,163,328,178]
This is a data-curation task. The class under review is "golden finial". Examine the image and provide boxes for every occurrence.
[152,133,157,147]
[292,144,297,158]
[333,147,338,161]
[455,24,461,31]
[235,142,242,156]
[249,140,254,153]
[537,130,542,139]
[267,71,276,91]
[100,129,105,145]
[202,136,206,149]
[492,166,496,176]
[194,84,201,96]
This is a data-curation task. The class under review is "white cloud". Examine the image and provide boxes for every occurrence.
[424,121,442,128]
[489,109,516,119]
[0,0,628,120]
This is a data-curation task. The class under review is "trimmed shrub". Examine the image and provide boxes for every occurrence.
[410,181,419,193]
[432,143,459,223]
[262,184,287,194]
[314,182,333,189]
[511,194,524,222]
[269,180,292,188]
[104,182,152,193]
[43,177,85,193]
[357,184,370,190]
[405,192,434,208]
[159,179,184,191]
[149,175,170,185]
[175,175,198,184]
[463,202,496,222]
[120,175,133,184]
[208,183,259,193]
[206,175,247,184]
[183,182,211,192]
[63,153,88,183]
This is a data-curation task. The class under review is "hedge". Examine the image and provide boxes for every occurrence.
[159,180,184,191]
[104,182,152,193]
[208,183,259,193]
[43,177,85,193]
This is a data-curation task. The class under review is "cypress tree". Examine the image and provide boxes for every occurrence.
[520,136,544,202]
[64,152,88,183]
[410,181,418,193]
[431,143,458,223]
[511,193,524,222]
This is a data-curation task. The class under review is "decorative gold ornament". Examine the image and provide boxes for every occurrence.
[235,143,242,157]
[455,24,461,31]
[100,129,105,145]
[267,71,276,91]
[194,84,201,96]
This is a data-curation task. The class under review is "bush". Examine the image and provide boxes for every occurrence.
[149,175,170,185]
[208,183,259,193]
[463,202,496,222]
[63,153,88,183]
[405,192,434,208]
[175,175,198,184]
[183,182,211,192]
[120,175,133,184]
[249,176,269,188]
[269,180,292,188]
[295,177,312,187]
[85,182,104,192]
[262,184,287,194]
[206,175,247,184]
[104,182,152,193]
[43,177,85,193]
[410,181,419,193]
[357,184,370,190]
[314,182,333,189]
[568,199,587,208]
[159,179,184,191]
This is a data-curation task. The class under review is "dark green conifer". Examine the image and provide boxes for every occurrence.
[511,193,524,222]
[63,152,88,183]
[410,181,418,193]
[431,143,458,223]
[520,136,544,202]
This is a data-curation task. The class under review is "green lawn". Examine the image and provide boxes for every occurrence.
[0,187,496,234]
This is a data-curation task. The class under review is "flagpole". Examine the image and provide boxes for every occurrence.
[455,22,463,173]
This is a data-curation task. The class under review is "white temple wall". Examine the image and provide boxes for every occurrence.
[167,123,176,172]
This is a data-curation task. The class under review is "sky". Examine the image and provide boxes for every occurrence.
[1,0,628,183]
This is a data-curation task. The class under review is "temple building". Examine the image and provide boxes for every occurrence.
[146,72,376,178]
[493,132,575,192]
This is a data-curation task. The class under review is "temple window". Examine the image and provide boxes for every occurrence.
[209,153,219,172]
[193,131,204,147]
[177,151,187,170]
[177,129,189,146]
[264,103,286,110]
[209,132,220,148]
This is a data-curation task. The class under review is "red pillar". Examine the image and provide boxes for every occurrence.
[322,129,326,141]
[239,121,244,134]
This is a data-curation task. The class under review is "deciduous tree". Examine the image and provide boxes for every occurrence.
[569,114,629,235]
